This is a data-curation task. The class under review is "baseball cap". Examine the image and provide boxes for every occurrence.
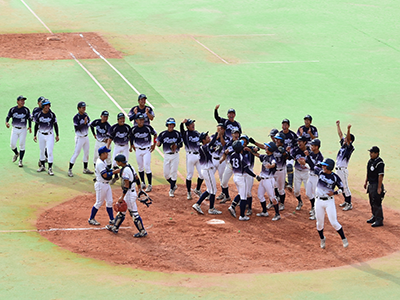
[304,114,312,121]
[77,101,86,108]
[298,136,308,142]
[269,128,279,136]
[17,95,27,101]
[227,108,236,114]
[101,111,109,116]
[199,131,209,141]
[137,113,145,120]
[115,154,127,163]
[37,96,45,102]
[282,118,290,125]
[138,94,147,100]
[217,123,226,129]
[117,112,125,119]
[368,146,380,153]
[185,119,195,126]
[310,138,321,147]
[231,128,240,134]
[98,146,111,155]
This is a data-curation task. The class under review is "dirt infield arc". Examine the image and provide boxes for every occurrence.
[37,184,400,274]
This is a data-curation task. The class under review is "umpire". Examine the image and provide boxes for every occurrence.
[364,146,385,227]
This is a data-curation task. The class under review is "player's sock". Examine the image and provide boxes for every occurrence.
[48,163,53,168]
[170,180,176,190]
[12,148,18,155]
[209,194,216,209]
[106,207,114,220]
[296,196,302,203]
[222,187,230,198]
[280,193,286,204]
[45,148,48,158]
[231,195,240,208]
[310,198,315,209]
[346,195,352,204]
[274,188,279,198]
[288,173,294,187]
[196,178,203,190]
[146,173,152,185]
[139,171,145,183]
[166,178,172,185]
[90,207,98,220]
[260,201,267,213]
[197,191,209,205]
[40,160,46,167]
[19,150,25,161]
[273,204,280,215]
[239,199,247,217]
[336,227,346,239]
[84,162,88,169]
[317,229,324,240]
[69,162,74,170]
[247,197,252,210]
[186,179,191,192]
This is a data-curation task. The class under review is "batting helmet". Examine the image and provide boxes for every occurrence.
[264,142,278,153]
[269,128,279,137]
[311,138,321,147]
[41,99,51,106]
[165,117,176,126]
[274,132,285,140]
[232,140,244,153]
[321,158,335,171]
[240,134,249,143]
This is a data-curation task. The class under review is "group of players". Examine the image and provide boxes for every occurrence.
[6,94,355,247]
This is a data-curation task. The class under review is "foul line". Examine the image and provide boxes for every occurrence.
[20,0,53,34]
[241,60,320,64]
[190,36,230,64]
[0,224,153,233]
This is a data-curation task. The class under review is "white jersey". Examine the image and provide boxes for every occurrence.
[95,158,110,183]
[121,164,137,189]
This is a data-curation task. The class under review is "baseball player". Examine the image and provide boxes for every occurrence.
[34,99,59,176]
[314,158,349,249]
[128,94,155,126]
[214,105,242,139]
[68,102,94,177]
[106,154,147,237]
[305,139,324,220]
[212,123,228,201]
[5,95,31,167]
[88,146,119,226]
[130,113,157,192]
[32,97,49,166]
[290,136,311,211]
[107,113,132,185]
[180,119,204,200]
[157,118,183,197]
[90,110,112,169]
[335,121,355,211]
[192,131,222,215]
[297,115,318,145]
[226,140,257,221]
[280,119,297,191]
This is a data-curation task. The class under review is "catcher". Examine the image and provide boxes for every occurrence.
[106,154,148,238]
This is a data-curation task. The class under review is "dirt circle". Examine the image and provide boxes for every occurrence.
[37,183,400,274]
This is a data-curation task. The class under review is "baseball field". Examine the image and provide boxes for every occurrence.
[1,0,400,298]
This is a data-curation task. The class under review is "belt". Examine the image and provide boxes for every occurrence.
[116,144,127,147]
[14,126,22,129]
[188,151,199,155]
[276,168,284,171]
[310,173,318,177]
[213,157,220,160]
[40,132,52,135]
[139,147,150,150]
[260,176,273,180]
[319,196,333,200]
[336,167,347,170]
[78,134,88,137]
[166,152,176,155]
[98,181,109,184]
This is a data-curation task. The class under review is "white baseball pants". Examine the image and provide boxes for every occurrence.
[186,153,202,180]
[245,173,254,198]
[112,144,130,167]
[336,168,351,197]
[163,152,179,181]
[10,126,27,151]
[233,173,247,200]
[202,167,217,195]
[221,162,233,189]
[315,197,342,231]
[136,147,152,174]
[257,177,277,204]
[306,174,319,199]
[212,157,225,183]
[93,182,113,209]
[38,132,55,163]
[70,135,90,164]
[294,168,310,197]
[274,168,286,195]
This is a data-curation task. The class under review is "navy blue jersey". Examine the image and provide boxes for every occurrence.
[259,154,277,177]
[73,113,90,136]
[31,107,42,123]
[157,130,183,154]
[316,169,344,198]
[273,148,288,169]
[297,125,318,142]
[131,125,157,148]
[180,124,200,153]
[35,111,57,133]
[128,105,154,126]
[214,110,241,139]
[210,133,229,157]
[243,146,256,170]
[229,152,251,175]
[306,151,324,175]
[290,146,311,170]
[90,119,111,142]
[6,106,31,128]
[199,134,218,169]
[280,129,297,149]
[336,138,355,168]
[108,123,131,146]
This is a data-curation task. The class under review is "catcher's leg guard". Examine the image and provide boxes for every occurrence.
[111,212,125,232]
[129,209,146,234]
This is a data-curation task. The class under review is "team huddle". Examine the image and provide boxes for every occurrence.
[6,94,357,248]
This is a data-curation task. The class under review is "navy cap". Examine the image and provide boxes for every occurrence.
[298,136,308,142]
[17,95,27,101]
[98,146,111,155]
[217,123,226,129]
[138,94,147,100]
[101,111,109,116]
[137,113,145,120]
[227,108,236,114]
[310,138,321,147]
[38,96,45,102]
[368,146,380,153]
[231,128,240,134]
[269,128,279,136]
[185,119,195,126]
[117,112,125,119]
[115,154,127,163]
[304,114,312,121]
[282,118,290,125]
[77,101,86,108]
[199,131,209,141]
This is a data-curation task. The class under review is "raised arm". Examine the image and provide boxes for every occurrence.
[336,120,343,140]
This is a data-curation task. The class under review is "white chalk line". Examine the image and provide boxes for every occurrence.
[20,0,53,34]
[241,60,320,64]
[190,36,230,64]
[211,34,276,37]
[0,224,153,233]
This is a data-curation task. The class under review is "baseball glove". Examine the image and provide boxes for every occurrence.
[113,200,128,212]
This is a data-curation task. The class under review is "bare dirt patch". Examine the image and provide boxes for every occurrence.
[37,183,400,274]
[0,32,122,60]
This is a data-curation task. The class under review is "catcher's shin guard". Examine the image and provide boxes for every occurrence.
[114,212,126,229]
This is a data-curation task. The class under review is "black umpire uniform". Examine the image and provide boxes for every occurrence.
[365,146,385,227]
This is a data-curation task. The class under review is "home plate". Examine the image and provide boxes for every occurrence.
[206,219,225,225]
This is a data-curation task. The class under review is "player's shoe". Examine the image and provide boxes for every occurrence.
[296,201,303,211]
[208,208,222,215]
[134,230,148,238]
[246,208,253,216]
[109,219,115,225]
[193,189,201,197]
[18,160,23,168]
[279,203,285,211]
[309,214,316,220]
[172,185,178,192]
[216,192,225,200]
[187,192,192,200]
[320,237,326,249]
[228,206,237,218]
[88,219,100,226]
[342,203,353,211]
[343,238,349,248]
[106,225,118,234]
[219,195,231,204]
[12,152,19,163]
[266,202,273,210]
[286,184,293,192]
[140,182,146,191]
[239,216,250,221]
[38,160,42,167]
[339,202,347,207]
[192,203,204,215]
[37,165,46,172]
[83,169,94,174]
[145,184,152,192]
[256,211,269,217]
[68,169,73,177]
[48,168,54,176]
[272,214,281,221]
[169,189,175,197]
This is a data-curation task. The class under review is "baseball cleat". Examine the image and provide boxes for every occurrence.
[37,166,46,172]
[219,195,231,204]
[172,185,178,192]
[366,216,375,224]
[208,208,222,215]
[88,219,100,226]
[286,185,293,192]
[134,230,148,238]
[193,189,201,197]
[192,203,204,215]
[272,214,281,221]
[296,201,303,211]
[48,168,54,176]
[187,192,192,200]
[266,202,273,210]
[339,202,347,207]
[342,238,349,248]
[216,192,225,200]
[342,203,353,211]
[140,182,146,191]
[145,184,152,192]
[12,152,19,163]
[68,169,73,177]
[371,222,383,227]
[228,206,237,218]
[320,237,326,249]
[83,169,94,174]
[309,215,316,220]
[239,216,250,221]
[168,189,175,197]
[18,160,23,168]
[109,219,115,225]
[246,208,253,216]
[279,203,285,211]
[38,160,42,167]
[106,225,118,234]
[256,211,269,217]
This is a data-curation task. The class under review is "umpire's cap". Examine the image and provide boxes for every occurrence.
[115,154,127,163]
[311,138,321,147]
[77,101,86,109]
[41,99,51,106]
[199,131,209,141]
[185,119,195,126]
[98,146,111,155]
[321,158,335,171]
[138,94,147,100]
[282,118,290,125]
[117,112,125,119]
[304,114,313,121]
[17,95,27,101]
[269,128,279,137]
